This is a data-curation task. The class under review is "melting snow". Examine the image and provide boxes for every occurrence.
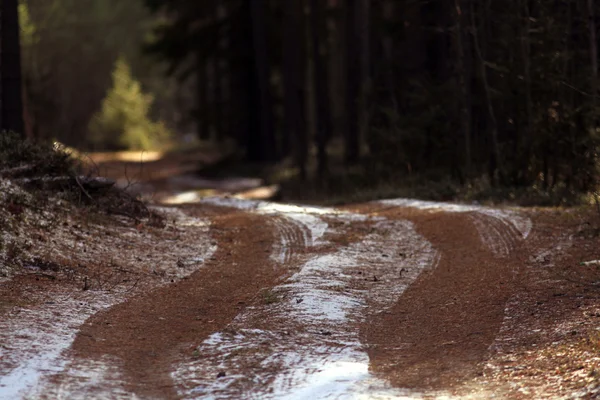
[172,208,438,399]
[0,293,122,398]
[377,198,532,239]
[199,197,342,245]
[0,207,216,399]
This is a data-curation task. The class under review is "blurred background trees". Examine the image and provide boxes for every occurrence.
[5,0,600,202]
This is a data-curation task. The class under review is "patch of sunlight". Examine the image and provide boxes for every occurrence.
[276,360,420,400]
[160,190,217,205]
[85,150,164,164]
[236,184,280,200]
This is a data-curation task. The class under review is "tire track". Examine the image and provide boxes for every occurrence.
[172,214,438,399]
[374,198,531,258]
[270,216,310,265]
[468,213,521,258]
[25,210,281,400]
[2,196,535,399]
[363,210,528,390]
[0,208,216,400]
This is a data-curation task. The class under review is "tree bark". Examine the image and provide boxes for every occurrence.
[454,0,472,176]
[1,0,25,136]
[470,0,500,183]
[310,0,331,180]
[283,0,307,178]
[358,0,370,155]
[344,0,360,165]
[216,1,230,142]
[519,0,532,185]
[381,0,397,108]
[247,0,276,162]
[196,52,210,140]
[588,0,598,114]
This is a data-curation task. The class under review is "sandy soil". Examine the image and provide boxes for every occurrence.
[1,194,600,399]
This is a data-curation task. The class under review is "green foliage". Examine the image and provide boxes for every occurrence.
[18,1,36,48]
[89,58,172,151]
[19,0,187,146]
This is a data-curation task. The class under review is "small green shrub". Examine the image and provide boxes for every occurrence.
[89,57,172,151]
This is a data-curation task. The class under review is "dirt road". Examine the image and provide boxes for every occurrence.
[1,197,599,399]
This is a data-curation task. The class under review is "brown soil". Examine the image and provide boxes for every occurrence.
[64,209,287,399]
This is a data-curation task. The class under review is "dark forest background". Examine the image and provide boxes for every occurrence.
[2,0,600,205]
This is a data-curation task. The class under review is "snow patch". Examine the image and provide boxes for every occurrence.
[200,197,328,244]
[0,208,217,399]
[28,357,137,400]
[0,293,122,399]
[200,197,368,245]
[378,198,532,240]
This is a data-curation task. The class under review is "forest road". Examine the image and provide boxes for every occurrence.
[3,197,579,399]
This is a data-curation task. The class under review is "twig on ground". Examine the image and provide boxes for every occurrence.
[126,277,142,293]
[75,175,94,201]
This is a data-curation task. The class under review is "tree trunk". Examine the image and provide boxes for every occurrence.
[247,0,276,162]
[310,0,331,180]
[1,0,25,136]
[196,52,210,140]
[283,0,307,178]
[519,0,532,185]
[358,0,370,156]
[207,57,217,141]
[454,0,472,176]
[329,1,345,143]
[216,1,230,142]
[344,0,360,165]
[588,0,598,115]
[470,0,500,184]
[381,0,397,108]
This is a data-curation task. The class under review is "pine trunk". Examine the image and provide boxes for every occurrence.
[283,0,307,178]
[1,0,25,136]
[344,0,360,165]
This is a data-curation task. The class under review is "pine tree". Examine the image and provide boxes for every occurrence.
[89,58,170,151]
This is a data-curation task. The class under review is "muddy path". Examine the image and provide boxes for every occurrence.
[361,208,527,390]
[3,197,598,399]
[65,210,293,399]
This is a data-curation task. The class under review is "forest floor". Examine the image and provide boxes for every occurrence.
[2,152,600,399]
